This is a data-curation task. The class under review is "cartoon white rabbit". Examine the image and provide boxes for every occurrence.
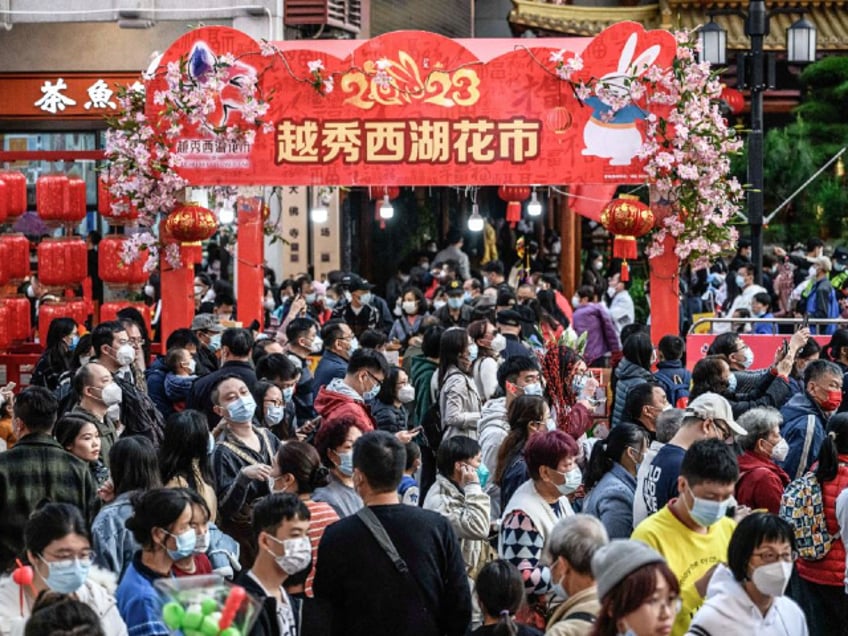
[581,33,661,166]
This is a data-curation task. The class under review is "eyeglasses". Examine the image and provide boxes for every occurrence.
[42,550,94,565]
[365,371,383,388]
[751,550,798,564]
[645,595,682,615]
[129,337,144,346]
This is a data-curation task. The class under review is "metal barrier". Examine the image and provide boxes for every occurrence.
[687,316,845,334]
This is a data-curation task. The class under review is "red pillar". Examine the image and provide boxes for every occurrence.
[236,194,264,329]
[159,245,197,354]
[649,197,680,343]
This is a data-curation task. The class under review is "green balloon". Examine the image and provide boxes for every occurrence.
[200,615,220,636]
[201,598,218,615]
[220,628,242,636]
[184,631,204,636]
[161,602,185,629]
[183,609,204,630]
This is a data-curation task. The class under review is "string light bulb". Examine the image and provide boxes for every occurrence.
[218,203,235,225]
[468,203,484,232]
[379,194,394,220]
[527,188,543,217]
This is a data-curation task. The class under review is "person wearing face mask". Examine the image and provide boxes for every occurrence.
[146,328,204,420]
[437,328,483,441]
[331,275,383,337]
[370,366,416,434]
[623,383,670,443]
[90,321,165,447]
[162,347,198,412]
[252,381,292,439]
[734,408,791,514]
[389,287,429,348]
[543,514,609,636]
[312,417,367,517]
[313,320,359,391]
[687,513,807,636]
[500,430,579,629]
[424,436,492,627]
[570,286,621,369]
[779,359,844,479]
[802,256,840,336]
[435,280,473,329]
[582,423,650,539]
[467,319,504,403]
[313,349,389,432]
[31,318,78,393]
[640,393,747,518]
[256,354,303,440]
[116,488,197,633]
[0,503,127,636]
[611,332,655,428]
[495,395,552,511]
[211,376,281,568]
[496,309,533,360]
[171,493,214,577]
[235,493,313,636]
[193,274,213,312]
[605,268,635,335]
[580,250,606,301]
[190,313,224,375]
[70,362,120,466]
[187,328,258,429]
[632,440,738,636]
[723,263,767,327]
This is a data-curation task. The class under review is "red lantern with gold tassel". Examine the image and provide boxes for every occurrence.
[498,186,531,228]
[0,171,27,219]
[164,202,219,264]
[37,238,87,287]
[600,194,655,281]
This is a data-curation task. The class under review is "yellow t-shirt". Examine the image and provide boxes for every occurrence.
[631,504,735,636]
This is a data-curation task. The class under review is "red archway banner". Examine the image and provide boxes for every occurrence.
[148,22,676,187]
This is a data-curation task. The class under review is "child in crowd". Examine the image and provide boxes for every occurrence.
[653,335,692,410]
[398,441,421,505]
[163,347,197,411]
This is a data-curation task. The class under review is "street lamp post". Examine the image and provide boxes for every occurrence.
[699,4,817,285]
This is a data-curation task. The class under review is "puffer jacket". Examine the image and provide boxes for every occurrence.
[796,455,848,587]
[611,359,653,427]
[370,399,409,433]
[313,378,375,431]
[422,474,491,575]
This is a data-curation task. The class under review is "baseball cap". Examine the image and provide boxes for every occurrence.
[496,309,522,327]
[684,392,746,436]
[190,313,224,333]
[446,280,463,297]
[340,273,374,292]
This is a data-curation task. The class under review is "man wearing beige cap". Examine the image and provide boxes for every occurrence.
[640,392,745,517]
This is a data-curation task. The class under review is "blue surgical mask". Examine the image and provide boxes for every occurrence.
[523,382,543,397]
[571,374,589,396]
[363,382,381,401]
[726,373,738,393]
[226,395,257,423]
[324,297,337,310]
[735,274,745,288]
[266,405,285,425]
[551,576,569,601]
[476,463,490,488]
[282,386,295,403]
[305,293,317,304]
[40,556,90,594]
[359,292,373,305]
[556,467,582,496]
[336,450,354,477]
[163,527,198,561]
[68,335,80,351]
[448,297,464,310]
[741,347,754,369]
[467,343,479,363]
[686,485,732,527]
[463,291,472,303]
[208,333,222,352]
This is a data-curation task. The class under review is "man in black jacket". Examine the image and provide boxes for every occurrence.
[314,431,471,636]
[188,327,256,427]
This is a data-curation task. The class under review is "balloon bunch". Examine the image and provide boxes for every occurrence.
[161,585,248,636]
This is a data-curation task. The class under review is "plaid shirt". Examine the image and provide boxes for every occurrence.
[0,433,97,570]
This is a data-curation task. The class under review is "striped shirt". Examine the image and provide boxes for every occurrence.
[304,499,340,597]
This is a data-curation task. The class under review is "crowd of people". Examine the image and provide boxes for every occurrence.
[4,233,848,636]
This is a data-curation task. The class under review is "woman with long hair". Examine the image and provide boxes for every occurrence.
[269,440,339,597]
[468,319,503,403]
[581,423,648,538]
[389,286,429,349]
[159,409,217,522]
[792,413,848,635]
[494,395,549,510]
[0,503,127,634]
[31,317,78,392]
[438,327,483,441]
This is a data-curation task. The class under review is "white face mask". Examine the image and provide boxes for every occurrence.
[397,384,415,403]
[309,335,324,354]
[402,300,418,315]
[194,532,210,554]
[751,560,793,597]
[490,334,507,353]
[183,359,197,375]
[769,438,790,462]
[433,300,446,311]
[99,382,123,407]
[115,344,136,367]
[268,535,312,575]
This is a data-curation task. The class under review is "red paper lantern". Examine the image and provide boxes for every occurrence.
[65,177,87,223]
[600,194,655,280]
[164,202,219,243]
[0,305,11,351]
[99,236,148,286]
[37,238,87,287]
[0,180,8,224]
[100,302,152,333]
[498,185,531,228]
[98,175,139,225]
[0,171,27,219]
[38,301,87,345]
[3,296,31,341]
[0,234,30,281]
[546,106,573,134]
[721,86,745,115]
[36,174,69,221]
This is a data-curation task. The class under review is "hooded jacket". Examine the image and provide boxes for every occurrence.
[611,359,653,427]
[686,564,808,636]
[478,398,508,477]
[313,378,375,431]
[779,392,828,480]
[735,450,790,514]
[410,355,439,427]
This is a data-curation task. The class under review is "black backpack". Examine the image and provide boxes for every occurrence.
[420,400,444,450]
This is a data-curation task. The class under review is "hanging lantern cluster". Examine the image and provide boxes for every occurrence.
[498,186,530,228]
[36,174,86,224]
[37,238,87,287]
[99,236,148,287]
[0,234,30,283]
[98,175,139,225]
[600,194,655,281]
[0,171,27,221]
[100,302,153,333]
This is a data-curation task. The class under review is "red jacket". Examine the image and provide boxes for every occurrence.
[735,451,790,514]
[797,454,848,587]
[313,383,375,431]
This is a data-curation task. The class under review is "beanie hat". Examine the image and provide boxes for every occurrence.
[592,539,667,601]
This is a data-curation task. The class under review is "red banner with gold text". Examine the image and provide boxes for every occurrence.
[148,23,676,186]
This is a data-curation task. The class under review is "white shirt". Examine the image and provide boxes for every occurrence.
[607,290,635,333]
[633,440,664,528]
